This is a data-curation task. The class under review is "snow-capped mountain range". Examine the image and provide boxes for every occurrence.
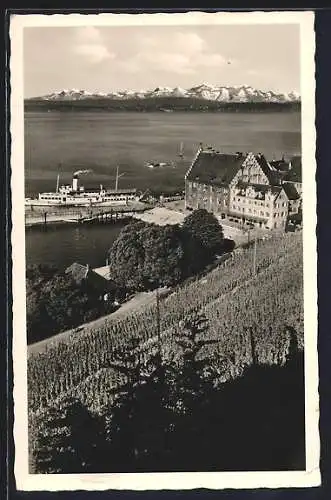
[31,84,300,103]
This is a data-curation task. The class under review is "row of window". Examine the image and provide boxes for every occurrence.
[40,197,62,200]
[104,196,133,202]
[233,198,288,209]
[232,205,287,218]
[232,206,270,217]
[191,182,228,193]
[275,202,287,208]
[234,197,269,206]
[240,176,264,183]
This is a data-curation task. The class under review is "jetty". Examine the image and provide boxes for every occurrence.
[25,203,152,227]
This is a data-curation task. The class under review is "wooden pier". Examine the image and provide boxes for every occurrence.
[25,204,153,227]
[79,207,147,224]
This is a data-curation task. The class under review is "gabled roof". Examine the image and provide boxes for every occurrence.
[65,262,111,291]
[93,266,113,280]
[65,262,88,284]
[254,154,281,185]
[283,182,300,200]
[284,156,302,183]
[186,151,244,186]
[270,159,291,172]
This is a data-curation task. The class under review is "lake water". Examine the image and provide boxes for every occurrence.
[24,111,301,270]
[25,223,124,270]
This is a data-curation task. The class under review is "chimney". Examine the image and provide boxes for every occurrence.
[72,174,78,192]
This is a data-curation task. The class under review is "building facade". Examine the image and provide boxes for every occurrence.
[185,146,302,230]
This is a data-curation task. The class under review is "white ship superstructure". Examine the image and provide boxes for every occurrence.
[25,169,140,207]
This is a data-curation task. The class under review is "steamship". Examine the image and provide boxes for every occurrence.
[25,168,140,207]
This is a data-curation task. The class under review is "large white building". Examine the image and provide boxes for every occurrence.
[185,146,302,230]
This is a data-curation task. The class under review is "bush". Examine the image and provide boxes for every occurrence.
[26,266,106,344]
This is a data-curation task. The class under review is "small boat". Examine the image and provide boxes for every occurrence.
[145,161,174,169]
[178,141,184,159]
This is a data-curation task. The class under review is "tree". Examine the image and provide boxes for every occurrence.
[171,313,217,415]
[108,221,148,290]
[103,337,172,471]
[142,224,185,288]
[30,397,105,473]
[109,222,186,290]
[182,209,224,263]
[109,212,225,293]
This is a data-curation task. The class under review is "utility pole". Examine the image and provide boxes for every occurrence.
[115,166,119,191]
[253,235,257,275]
[56,163,61,193]
[156,287,161,356]
[115,165,125,192]
[249,327,257,366]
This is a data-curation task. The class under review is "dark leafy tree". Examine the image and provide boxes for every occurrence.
[109,222,186,290]
[108,221,148,290]
[182,209,224,263]
[142,224,185,288]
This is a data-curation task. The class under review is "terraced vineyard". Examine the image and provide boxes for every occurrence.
[28,232,303,418]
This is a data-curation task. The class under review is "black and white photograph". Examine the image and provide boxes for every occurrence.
[10,11,320,491]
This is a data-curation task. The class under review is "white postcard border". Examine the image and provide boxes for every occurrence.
[10,10,320,491]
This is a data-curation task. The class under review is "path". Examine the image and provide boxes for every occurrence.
[28,289,168,356]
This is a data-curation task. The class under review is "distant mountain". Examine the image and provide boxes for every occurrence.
[29,84,301,103]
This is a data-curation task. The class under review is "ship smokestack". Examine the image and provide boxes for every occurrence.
[72,174,78,192]
[72,169,92,192]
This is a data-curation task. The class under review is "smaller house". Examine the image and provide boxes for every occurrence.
[283,156,302,195]
[283,182,301,215]
[270,157,291,173]
[65,262,115,297]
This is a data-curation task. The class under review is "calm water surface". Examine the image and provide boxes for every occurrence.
[25,111,301,269]
[25,223,124,270]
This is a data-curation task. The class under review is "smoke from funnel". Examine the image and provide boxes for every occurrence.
[73,169,93,177]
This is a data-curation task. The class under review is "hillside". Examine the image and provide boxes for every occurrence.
[28,231,305,473]
[28,231,303,416]
[25,97,300,113]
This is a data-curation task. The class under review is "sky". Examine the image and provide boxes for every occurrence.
[23,24,300,98]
